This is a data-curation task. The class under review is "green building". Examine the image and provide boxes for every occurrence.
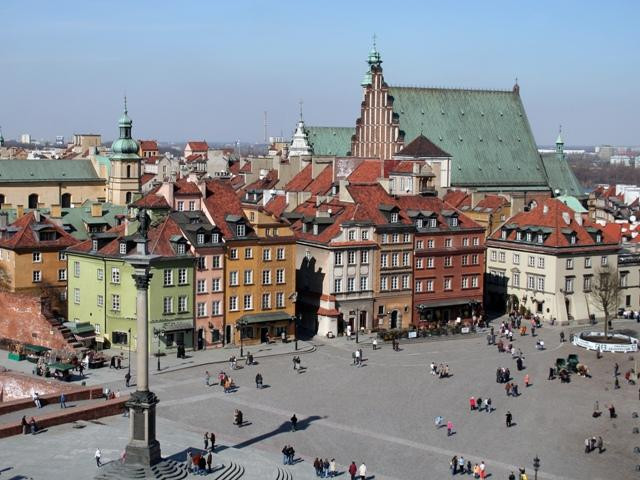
[66,215,196,352]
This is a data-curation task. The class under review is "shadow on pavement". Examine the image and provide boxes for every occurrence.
[233,415,324,449]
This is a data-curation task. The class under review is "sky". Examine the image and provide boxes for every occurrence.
[1,0,638,146]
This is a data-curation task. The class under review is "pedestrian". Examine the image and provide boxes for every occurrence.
[358,462,366,480]
[355,349,361,367]
[95,448,102,467]
[466,460,472,476]
[447,420,454,436]
[434,415,444,429]
[204,432,209,451]
[560,331,565,343]
[206,450,212,473]
[509,472,516,480]
[110,356,116,369]
[314,457,321,476]
[186,449,193,473]
[349,461,357,480]
[451,456,458,475]
[323,458,330,477]
[294,356,299,370]
[458,456,465,474]
[32,392,42,408]
[21,415,28,435]
[608,404,617,418]
[125,371,131,388]
[372,338,378,350]
[288,445,295,464]
[597,436,604,453]
[469,396,476,411]
[506,411,513,427]
[209,432,216,451]
[524,374,530,387]
[614,377,620,389]
[282,445,290,465]
[548,367,554,380]
[614,362,619,376]
[205,370,211,387]
[584,437,591,453]
[329,458,336,477]
[256,372,263,389]
[593,400,600,417]
[117,355,122,369]
[290,413,298,432]
[483,398,490,413]
[505,382,511,396]
[60,392,67,408]
[431,362,437,375]
[479,461,486,479]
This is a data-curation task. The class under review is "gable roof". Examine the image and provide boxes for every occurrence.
[306,164,334,195]
[347,184,411,225]
[540,152,585,199]
[395,134,451,158]
[204,179,253,239]
[186,141,208,152]
[443,190,472,209]
[475,195,509,211]
[305,127,354,156]
[139,140,158,151]
[264,195,288,218]
[347,160,382,184]
[284,164,313,191]
[0,159,102,183]
[0,212,79,250]
[243,169,278,192]
[132,193,171,209]
[395,195,483,231]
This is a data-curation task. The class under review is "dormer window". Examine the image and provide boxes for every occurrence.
[501,230,507,240]
[537,234,544,244]
[516,232,522,241]
[348,230,356,241]
[92,239,98,251]
[449,216,458,227]
[236,224,246,237]
[429,218,437,228]
[417,219,424,229]
[570,235,577,245]
[212,233,219,243]
[390,212,399,223]
[197,233,205,245]
[526,232,532,242]
[119,242,127,255]
[596,233,602,243]
[177,243,186,254]
[313,224,319,235]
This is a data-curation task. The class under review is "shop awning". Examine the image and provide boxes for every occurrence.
[23,344,51,353]
[64,322,96,335]
[237,312,293,325]
[50,362,74,371]
[417,298,481,310]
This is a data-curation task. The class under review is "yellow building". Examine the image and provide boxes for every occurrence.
[461,195,511,238]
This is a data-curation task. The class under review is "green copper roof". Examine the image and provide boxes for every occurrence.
[541,152,585,199]
[0,159,102,183]
[388,87,547,188]
[305,126,354,156]
[556,195,587,213]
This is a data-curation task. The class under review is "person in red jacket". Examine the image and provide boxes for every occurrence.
[349,461,357,480]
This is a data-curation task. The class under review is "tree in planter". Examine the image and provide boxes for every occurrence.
[589,266,622,338]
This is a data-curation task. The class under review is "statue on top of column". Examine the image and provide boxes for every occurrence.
[136,208,151,239]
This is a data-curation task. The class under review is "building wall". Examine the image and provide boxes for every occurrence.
[107,159,141,206]
[0,182,106,209]
[193,248,225,347]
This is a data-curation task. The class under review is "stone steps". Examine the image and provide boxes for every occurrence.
[94,459,187,480]
[275,466,293,480]
[214,461,245,480]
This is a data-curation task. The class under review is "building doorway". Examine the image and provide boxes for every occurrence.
[197,328,204,350]
[359,310,367,330]
[225,325,232,345]
[260,327,269,343]
[390,310,399,329]
[565,298,571,320]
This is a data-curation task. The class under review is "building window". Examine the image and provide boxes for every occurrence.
[501,230,507,240]
[163,296,173,314]
[163,269,173,286]
[348,229,356,241]
[32,252,41,263]
[585,257,592,268]
[416,258,424,269]
[473,237,479,246]
[262,270,271,285]
[178,296,188,313]
[360,276,369,291]
[197,302,206,317]
[499,251,506,263]
[197,279,206,293]
[229,271,238,286]
[347,277,355,292]
[177,243,186,255]
[74,261,80,277]
[390,212,399,223]
[528,256,535,267]
[211,278,221,292]
[564,277,574,293]
[427,257,434,268]
[583,275,592,292]
[58,269,66,281]
[471,276,479,288]
[97,294,103,307]
[244,269,253,285]
[361,250,369,264]
[601,256,608,266]
[527,275,535,290]
[537,234,544,244]
[112,294,120,311]
[402,252,410,266]
[621,272,629,287]
[276,269,285,284]
[97,268,103,281]
[444,238,452,248]
[362,230,369,241]
[177,201,184,211]
[244,248,253,259]
[472,254,479,264]
[211,300,221,316]
[335,252,343,266]
[58,251,66,261]
[197,256,206,270]
[243,294,252,310]
[119,243,127,255]
[111,267,120,284]
[444,278,452,290]
[188,201,196,211]
[513,272,520,287]
[391,253,399,267]
[429,218,437,228]
[262,248,271,261]
[596,233,602,243]
[444,256,452,267]
[276,292,285,308]
[426,279,434,292]
[537,257,545,269]
[415,280,423,292]
[392,233,400,243]
[29,269,40,283]
[380,276,388,290]
[490,250,497,262]
[390,276,398,289]
[262,293,271,309]
[348,251,357,265]
[237,224,246,237]
[212,234,220,244]
[381,234,388,244]
[276,248,285,260]
[381,253,388,268]
[402,275,409,289]
[513,253,520,265]
[403,233,410,243]
[536,276,545,292]
[197,234,205,245]
[229,249,238,260]
[212,255,221,268]
[461,255,468,266]
[566,258,574,269]
[178,268,188,285]
[462,276,469,289]
[416,240,424,249]
[427,239,435,249]
[229,296,238,311]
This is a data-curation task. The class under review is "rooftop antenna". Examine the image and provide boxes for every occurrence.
[263,111,268,144]
[373,32,377,50]
[299,99,304,122]
[124,95,128,113]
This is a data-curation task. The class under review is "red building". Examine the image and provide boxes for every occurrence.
[395,196,485,325]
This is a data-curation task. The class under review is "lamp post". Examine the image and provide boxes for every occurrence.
[237,319,247,358]
[294,314,299,351]
[127,328,132,376]
[153,328,164,371]
[355,309,359,344]
[533,455,540,480]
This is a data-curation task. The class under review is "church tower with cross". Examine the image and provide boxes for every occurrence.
[108,98,142,205]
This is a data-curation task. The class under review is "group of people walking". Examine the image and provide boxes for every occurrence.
[430,362,451,378]
[450,456,486,478]
[313,457,337,477]
[468,396,492,413]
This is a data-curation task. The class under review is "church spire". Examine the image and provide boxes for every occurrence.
[362,35,382,86]
[555,125,564,155]
[0,125,4,147]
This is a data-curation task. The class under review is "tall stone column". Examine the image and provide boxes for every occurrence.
[124,259,161,466]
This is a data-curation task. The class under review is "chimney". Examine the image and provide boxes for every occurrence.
[91,203,102,217]
[198,179,207,198]
[16,205,24,218]
[574,212,583,225]
[33,210,40,222]
[50,204,62,218]
[158,181,174,207]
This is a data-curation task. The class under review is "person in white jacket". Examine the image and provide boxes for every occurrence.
[358,462,367,479]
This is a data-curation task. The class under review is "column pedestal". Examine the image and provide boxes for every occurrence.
[125,390,161,466]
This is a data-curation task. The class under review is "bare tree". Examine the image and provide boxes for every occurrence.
[589,266,622,338]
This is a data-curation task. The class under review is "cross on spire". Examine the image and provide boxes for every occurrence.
[373,33,377,50]
[299,99,304,122]
[124,95,128,114]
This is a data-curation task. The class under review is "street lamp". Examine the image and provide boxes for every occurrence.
[153,328,164,371]
[533,455,540,480]
[293,314,299,351]
[127,328,132,376]
[237,319,247,358]
[355,309,359,344]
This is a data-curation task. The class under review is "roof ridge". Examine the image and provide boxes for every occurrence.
[389,85,514,94]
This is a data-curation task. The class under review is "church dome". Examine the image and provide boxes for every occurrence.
[111,137,139,155]
[111,98,139,157]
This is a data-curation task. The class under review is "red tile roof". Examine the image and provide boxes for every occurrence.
[141,173,156,186]
[132,193,171,209]
[264,195,287,217]
[395,134,451,158]
[144,156,161,165]
[443,190,471,209]
[243,169,279,192]
[229,161,240,175]
[186,141,208,152]
[185,154,205,163]
[389,161,418,174]
[347,184,412,225]
[292,199,356,244]
[395,195,483,231]
[306,164,334,195]
[284,164,313,191]
[239,161,252,174]
[347,160,383,184]
[476,195,509,211]
[139,140,158,151]
[490,198,619,248]
[0,212,79,250]
[174,177,202,196]
[204,179,249,238]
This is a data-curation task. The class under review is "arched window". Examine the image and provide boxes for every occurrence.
[126,192,133,204]
[28,193,39,209]
[61,193,72,208]
[126,165,132,178]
